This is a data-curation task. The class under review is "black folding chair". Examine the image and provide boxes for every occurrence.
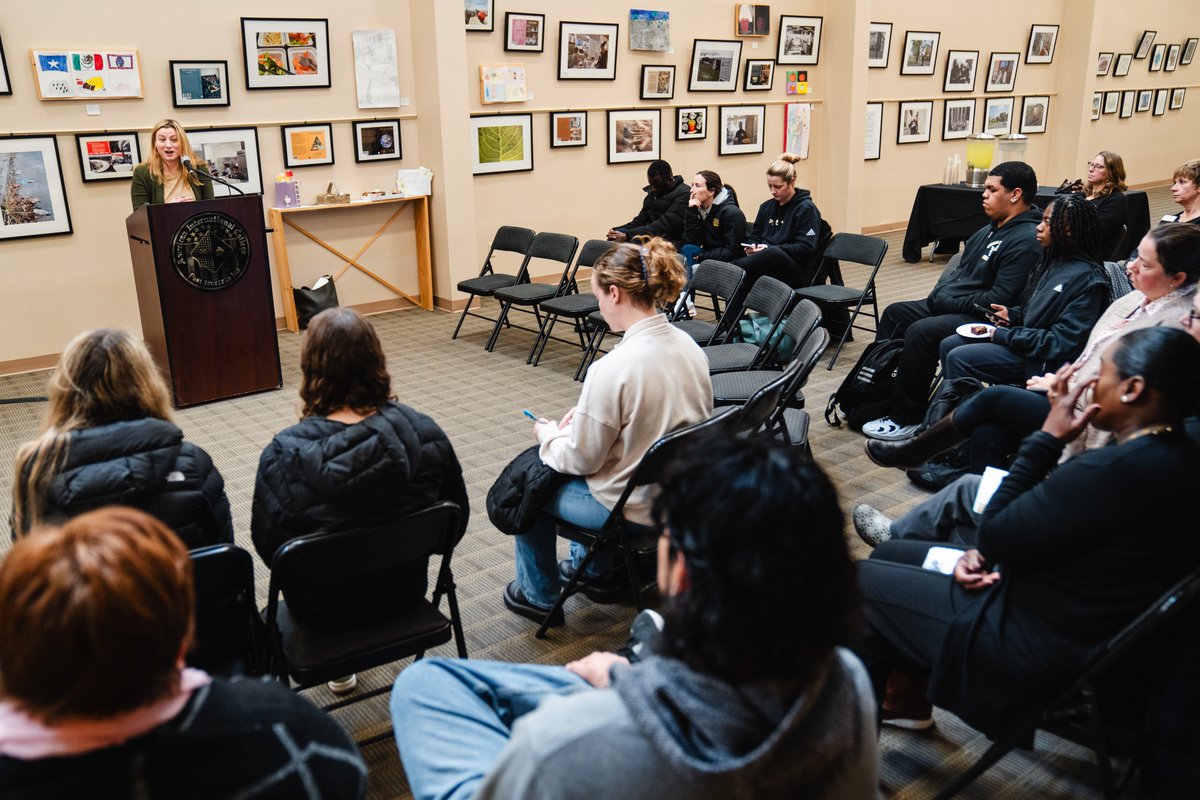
[527,239,613,366]
[189,544,267,678]
[672,259,748,345]
[452,225,536,339]
[762,328,830,457]
[793,233,889,369]
[711,301,825,406]
[485,232,580,352]
[705,288,816,374]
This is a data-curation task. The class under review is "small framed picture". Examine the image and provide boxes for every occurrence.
[867,22,892,69]
[718,104,765,155]
[640,64,676,100]
[607,108,661,164]
[1103,91,1120,114]
[1136,90,1153,113]
[1165,43,1180,72]
[865,102,883,160]
[943,50,979,92]
[735,5,771,37]
[784,69,807,95]
[897,100,933,144]
[1119,90,1136,118]
[0,35,10,95]
[1149,43,1166,72]
[188,127,264,197]
[1153,88,1169,116]
[942,98,976,140]
[281,123,334,168]
[744,59,774,90]
[1113,53,1132,77]
[1135,30,1156,60]
[550,111,588,148]
[900,30,940,75]
[777,15,821,65]
[983,97,1014,135]
[169,60,229,107]
[241,18,331,90]
[352,119,401,162]
[0,136,72,240]
[1182,38,1198,66]
[1025,24,1058,64]
[1096,52,1113,75]
[1171,87,1186,110]
[470,113,533,175]
[689,38,743,91]
[985,52,1019,92]
[76,131,140,181]
[504,12,544,52]
[677,106,707,141]
[465,0,494,32]
[1019,96,1048,133]
[560,21,619,80]
[1091,93,1102,120]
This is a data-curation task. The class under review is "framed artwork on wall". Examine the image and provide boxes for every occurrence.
[504,13,544,52]
[777,16,821,65]
[31,49,143,100]
[1134,30,1155,59]
[559,21,619,80]
[75,131,140,181]
[1170,87,1186,110]
[470,113,533,174]
[607,108,661,164]
[900,30,940,75]
[1149,43,1165,71]
[170,60,229,107]
[0,35,12,95]
[240,18,331,90]
[744,59,774,90]
[1103,91,1120,114]
[1025,24,1058,64]
[1182,38,1198,66]
[0,136,72,240]
[281,123,334,167]
[1136,90,1153,112]
[1019,96,1048,133]
[1096,52,1113,75]
[942,98,975,140]
[735,5,771,37]
[187,127,263,196]
[1119,90,1136,118]
[465,1,494,32]
[677,106,707,140]
[718,104,765,155]
[640,64,675,100]
[1091,93,1102,120]
[865,102,883,160]
[480,64,527,104]
[983,97,1014,135]
[944,50,979,92]
[629,9,671,52]
[867,22,892,69]
[353,119,401,162]
[550,111,588,147]
[1153,89,1169,116]
[784,102,810,156]
[689,38,742,90]
[985,52,1019,92]
[897,100,933,144]
[1165,43,1180,71]
[1113,53,1132,77]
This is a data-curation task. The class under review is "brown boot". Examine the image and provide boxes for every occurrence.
[865,411,964,469]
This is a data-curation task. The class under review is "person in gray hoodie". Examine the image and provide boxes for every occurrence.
[391,434,877,800]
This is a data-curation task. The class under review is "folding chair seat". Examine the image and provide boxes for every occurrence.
[451,225,536,339]
[485,232,580,351]
[527,239,613,366]
[711,300,824,405]
[189,543,267,678]
[764,329,829,456]
[672,259,747,345]
[706,285,816,374]
[792,233,889,369]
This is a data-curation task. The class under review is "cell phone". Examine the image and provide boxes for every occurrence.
[973,303,993,316]
[521,409,539,422]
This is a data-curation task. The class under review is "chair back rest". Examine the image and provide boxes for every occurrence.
[190,544,264,676]
[1109,223,1130,261]
[741,275,796,323]
[576,238,616,270]
[819,233,889,293]
[483,226,536,278]
[768,328,830,427]
[776,299,823,361]
[740,358,804,432]
[689,259,746,305]
[1102,260,1133,303]
[526,232,581,292]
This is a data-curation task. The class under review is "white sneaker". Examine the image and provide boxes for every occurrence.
[327,674,357,694]
[862,416,921,441]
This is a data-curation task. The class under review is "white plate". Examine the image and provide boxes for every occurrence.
[955,323,995,339]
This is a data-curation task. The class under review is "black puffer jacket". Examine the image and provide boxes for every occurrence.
[683,187,747,263]
[614,175,690,248]
[10,418,232,549]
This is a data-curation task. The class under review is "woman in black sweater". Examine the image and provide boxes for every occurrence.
[1082,150,1128,259]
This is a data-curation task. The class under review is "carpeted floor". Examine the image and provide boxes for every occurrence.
[0,187,1173,798]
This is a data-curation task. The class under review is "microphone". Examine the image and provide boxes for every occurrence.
[181,155,196,173]
[180,155,246,196]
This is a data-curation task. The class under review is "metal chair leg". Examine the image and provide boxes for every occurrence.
[536,543,601,639]
[451,294,478,339]
[485,302,513,351]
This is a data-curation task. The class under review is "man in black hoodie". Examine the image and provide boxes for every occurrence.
[863,161,1044,441]
[607,159,690,250]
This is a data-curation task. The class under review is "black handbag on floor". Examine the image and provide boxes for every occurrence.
[293,276,339,329]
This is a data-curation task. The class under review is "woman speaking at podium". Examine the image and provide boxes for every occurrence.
[130,119,214,208]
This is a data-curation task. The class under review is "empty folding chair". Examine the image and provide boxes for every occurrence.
[451,225,536,340]
[672,259,747,346]
[528,239,614,367]
[792,233,889,369]
[485,232,580,352]
[704,278,806,374]
[712,320,828,412]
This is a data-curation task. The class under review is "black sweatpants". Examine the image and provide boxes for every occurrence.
[875,300,975,424]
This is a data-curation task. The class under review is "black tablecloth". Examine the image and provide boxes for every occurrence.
[901,184,1151,263]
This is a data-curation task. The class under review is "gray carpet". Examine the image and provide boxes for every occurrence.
[0,187,1173,798]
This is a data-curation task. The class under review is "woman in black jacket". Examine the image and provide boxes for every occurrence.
[734,152,825,287]
[681,170,746,271]
[9,329,231,548]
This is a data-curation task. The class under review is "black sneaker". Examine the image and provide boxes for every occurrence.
[614,609,665,663]
[502,581,564,627]
[557,559,628,604]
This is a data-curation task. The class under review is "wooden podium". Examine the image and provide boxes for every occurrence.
[126,196,281,407]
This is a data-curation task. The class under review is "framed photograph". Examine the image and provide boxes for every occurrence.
[735,5,771,37]
[1165,43,1180,72]
[1119,90,1136,118]
[1019,96,1049,133]
[353,119,401,162]
[900,30,940,75]
[983,97,1014,135]
[1171,87,1186,110]
[1114,53,1132,77]
[480,65,527,103]
[0,35,11,95]
[942,98,976,140]
[1182,38,1197,66]
[1091,93,1102,120]
[1135,30,1155,60]
[465,0,494,32]
[75,131,140,182]
[944,50,979,92]
[985,52,1019,92]
[31,49,143,100]
[169,60,229,107]
[1153,88,1169,116]
[559,21,618,80]
[187,127,263,197]
[1096,52,1113,75]
[607,108,661,164]
[897,100,933,144]
[718,104,766,155]
[640,64,675,100]
[1103,91,1120,114]
[744,59,775,90]
[1135,90,1152,113]
[470,113,533,175]
[550,111,588,148]
[1149,43,1166,72]
[777,15,822,65]
[281,123,333,168]
[867,22,892,69]
[0,136,71,240]
[1025,24,1058,64]
[630,9,671,52]
[865,102,883,160]
[241,18,330,90]
[677,106,707,140]
[689,38,743,91]
[504,13,544,52]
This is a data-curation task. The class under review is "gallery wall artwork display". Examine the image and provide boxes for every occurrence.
[629,9,670,51]
[1091,93,1102,120]
[897,100,933,144]
[784,69,807,95]
[985,52,1019,92]
[983,97,1014,135]
[170,60,229,107]
[1165,43,1180,72]
[735,5,770,37]
[550,111,587,147]
[505,13,545,52]
[1025,24,1058,64]
[944,50,978,92]
[281,123,334,168]
[1019,96,1048,133]
[1136,90,1153,113]
[1153,88,1169,116]
[867,22,892,69]
[677,106,707,140]
[744,59,774,90]
[480,64,527,104]
[718,105,765,156]
[1103,91,1120,114]
[640,64,675,100]
[560,22,618,80]
[75,132,140,182]
[1113,53,1132,77]
[942,99,975,140]
[470,113,533,174]
[1119,90,1135,118]
[1182,38,1197,66]
[689,39,742,91]
[608,108,661,164]
[0,136,72,241]
[31,49,143,100]
[864,102,883,160]
[900,31,939,76]
[1149,43,1165,72]
[188,127,263,197]
[1096,52,1113,75]
[352,30,400,109]
[1,36,13,95]
[777,16,821,65]
[241,19,330,90]
[1135,30,1155,60]
[353,119,401,162]
[784,102,810,157]
[1170,87,1186,110]
[465,0,494,32]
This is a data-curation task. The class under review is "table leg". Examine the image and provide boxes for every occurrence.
[268,208,300,333]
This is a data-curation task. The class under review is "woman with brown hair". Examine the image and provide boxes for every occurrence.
[1081,150,1128,258]
[130,118,214,207]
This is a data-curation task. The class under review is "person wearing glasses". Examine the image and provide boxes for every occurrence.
[1080,151,1128,259]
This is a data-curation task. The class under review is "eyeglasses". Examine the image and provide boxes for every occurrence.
[1086,161,1106,170]
[1188,308,1200,325]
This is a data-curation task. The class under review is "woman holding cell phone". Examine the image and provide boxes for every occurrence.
[733,153,825,288]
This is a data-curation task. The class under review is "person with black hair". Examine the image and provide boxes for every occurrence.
[681,170,747,270]
[607,160,690,250]
[392,435,876,799]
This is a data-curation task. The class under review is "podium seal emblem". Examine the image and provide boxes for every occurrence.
[171,212,252,290]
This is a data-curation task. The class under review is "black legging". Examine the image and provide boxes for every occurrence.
[954,385,1052,472]
[733,246,816,289]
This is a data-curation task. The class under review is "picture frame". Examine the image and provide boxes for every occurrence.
[470,113,533,175]
[1135,30,1155,60]
[1149,43,1165,72]
[629,9,671,52]
[784,69,807,95]
[504,13,545,52]
[900,30,940,76]
[735,5,771,37]
[1153,89,1169,116]
[31,49,143,100]
[718,104,766,155]
[0,135,72,240]
[1170,87,1185,110]
[865,102,883,160]
[75,131,140,182]
[777,15,822,65]
[353,119,402,162]
[549,111,588,148]
[1025,24,1058,64]
[983,97,1014,135]
[1136,90,1153,113]
[867,22,892,69]
[1103,91,1120,115]
[1096,52,1113,75]
[240,18,331,90]
[559,21,618,80]
[943,50,979,92]
[0,35,11,95]
[784,102,810,156]
[1119,90,1136,119]
[1091,93,1102,121]
[897,100,933,144]
[170,60,230,107]
[640,64,675,100]
[607,108,661,164]
[985,52,1019,92]
[689,38,742,91]
[187,127,263,197]
[1165,43,1180,72]
[465,0,494,32]
[1019,96,1048,133]
[743,59,775,91]
[676,106,707,141]
[281,123,334,168]
[942,98,976,140]
[1182,38,1197,66]
[1113,53,1132,77]
[480,64,527,104]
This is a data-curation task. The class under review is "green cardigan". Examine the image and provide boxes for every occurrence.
[130,163,215,208]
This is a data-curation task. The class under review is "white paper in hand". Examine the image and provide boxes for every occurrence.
[972,466,1010,515]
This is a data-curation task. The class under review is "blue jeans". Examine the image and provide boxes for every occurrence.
[680,244,701,280]
[391,658,589,800]
[513,477,614,607]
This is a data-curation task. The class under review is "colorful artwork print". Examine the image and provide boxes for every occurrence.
[241,18,330,89]
[32,49,143,99]
[630,9,670,51]
[255,32,318,76]
[0,136,72,240]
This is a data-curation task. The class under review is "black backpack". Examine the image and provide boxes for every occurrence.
[824,339,905,431]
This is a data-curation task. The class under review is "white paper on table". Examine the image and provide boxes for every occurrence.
[972,466,1010,515]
